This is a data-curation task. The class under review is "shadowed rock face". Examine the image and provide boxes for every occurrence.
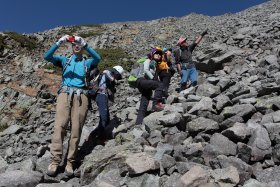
[1,0,280,186]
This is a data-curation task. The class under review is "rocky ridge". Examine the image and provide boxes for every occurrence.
[0,0,280,186]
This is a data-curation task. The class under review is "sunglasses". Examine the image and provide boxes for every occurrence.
[72,43,82,47]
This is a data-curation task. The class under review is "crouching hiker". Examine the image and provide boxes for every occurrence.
[94,65,124,141]
[44,35,101,177]
[128,55,165,126]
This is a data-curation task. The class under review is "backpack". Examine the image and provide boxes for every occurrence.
[127,61,145,88]
[156,60,169,72]
[136,57,146,64]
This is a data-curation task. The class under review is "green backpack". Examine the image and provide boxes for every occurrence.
[128,58,145,88]
[136,57,146,64]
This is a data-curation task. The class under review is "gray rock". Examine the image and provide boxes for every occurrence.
[160,173,181,187]
[6,158,36,172]
[209,155,253,184]
[87,168,121,187]
[143,111,163,131]
[242,179,266,187]
[217,77,235,92]
[163,104,184,114]
[0,170,43,187]
[159,112,183,127]
[248,126,272,162]
[196,52,235,74]
[183,142,204,158]
[221,104,256,119]
[5,147,14,157]
[186,95,202,102]
[219,115,244,130]
[147,130,162,147]
[188,97,214,114]
[126,152,160,175]
[268,181,280,187]
[178,166,210,187]
[0,125,22,136]
[209,133,237,156]
[233,34,245,40]
[264,55,279,68]
[211,166,240,185]
[221,122,249,142]
[179,86,196,97]
[196,83,221,98]
[187,117,219,134]
[164,132,188,146]
[256,82,280,97]
[239,98,257,105]
[207,76,220,84]
[0,156,8,173]
[160,154,176,169]
[255,96,280,113]
[272,143,280,163]
[213,94,232,111]
[254,165,280,183]
[36,184,74,187]
[263,122,280,144]
[80,142,142,185]
[154,143,174,161]
[36,145,49,157]
[236,142,252,163]
[125,173,160,187]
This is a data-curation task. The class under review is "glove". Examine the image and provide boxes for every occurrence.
[74,36,87,47]
[56,35,70,46]
[201,28,208,37]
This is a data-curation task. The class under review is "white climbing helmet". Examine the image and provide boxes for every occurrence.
[113,65,124,76]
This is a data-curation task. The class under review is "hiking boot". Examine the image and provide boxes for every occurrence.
[65,163,74,177]
[46,162,59,177]
[152,102,164,112]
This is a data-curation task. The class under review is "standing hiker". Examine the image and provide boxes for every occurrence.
[44,35,101,177]
[174,29,208,91]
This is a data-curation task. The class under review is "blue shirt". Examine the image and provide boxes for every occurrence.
[44,44,101,88]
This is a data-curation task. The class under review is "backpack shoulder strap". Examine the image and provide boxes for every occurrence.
[179,48,182,57]
[61,55,73,85]
[62,55,73,74]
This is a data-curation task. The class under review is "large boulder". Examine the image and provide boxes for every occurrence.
[221,104,256,120]
[80,142,142,185]
[187,117,219,134]
[248,126,272,162]
[196,52,235,73]
[0,170,43,187]
[177,166,210,187]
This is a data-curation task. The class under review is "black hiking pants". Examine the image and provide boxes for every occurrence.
[158,70,172,98]
[135,78,164,125]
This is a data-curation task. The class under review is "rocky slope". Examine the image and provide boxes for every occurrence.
[0,0,280,186]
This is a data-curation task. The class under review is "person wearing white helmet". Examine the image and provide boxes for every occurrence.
[94,65,124,141]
